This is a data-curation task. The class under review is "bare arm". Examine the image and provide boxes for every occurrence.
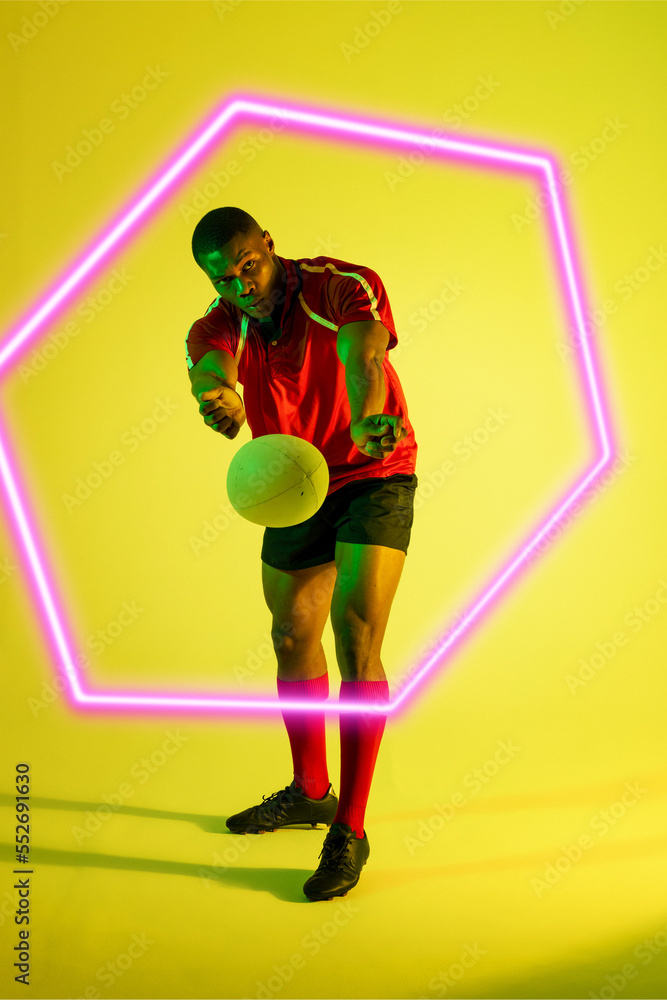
[188,349,246,439]
[336,320,406,458]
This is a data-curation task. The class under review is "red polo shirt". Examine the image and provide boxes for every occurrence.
[185,254,418,496]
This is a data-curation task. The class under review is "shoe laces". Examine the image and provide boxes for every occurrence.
[256,784,297,823]
[316,828,356,874]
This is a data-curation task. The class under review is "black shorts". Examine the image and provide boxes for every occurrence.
[261,473,419,572]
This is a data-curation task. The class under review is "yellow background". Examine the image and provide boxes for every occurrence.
[1,1,665,997]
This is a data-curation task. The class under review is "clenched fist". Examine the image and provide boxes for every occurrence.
[350,414,407,459]
[196,384,246,439]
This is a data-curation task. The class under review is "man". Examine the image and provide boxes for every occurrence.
[185,206,418,901]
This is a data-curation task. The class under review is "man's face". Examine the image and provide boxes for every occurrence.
[197,229,285,320]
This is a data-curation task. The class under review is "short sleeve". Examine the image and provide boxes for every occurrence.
[327,264,398,349]
[185,309,238,371]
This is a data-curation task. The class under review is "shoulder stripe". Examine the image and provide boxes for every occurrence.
[184,296,236,371]
[297,291,338,331]
[235,314,249,366]
[204,295,222,317]
[299,262,381,320]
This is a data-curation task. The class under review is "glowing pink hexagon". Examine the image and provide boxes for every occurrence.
[0,94,616,716]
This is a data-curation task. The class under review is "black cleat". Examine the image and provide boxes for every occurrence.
[226,780,338,834]
[303,822,370,901]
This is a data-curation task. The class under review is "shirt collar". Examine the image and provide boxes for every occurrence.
[252,255,301,330]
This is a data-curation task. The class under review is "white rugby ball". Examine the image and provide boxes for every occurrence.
[226,434,330,527]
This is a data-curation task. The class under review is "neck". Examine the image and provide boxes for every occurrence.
[269,259,287,321]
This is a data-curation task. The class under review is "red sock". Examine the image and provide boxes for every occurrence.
[276,672,330,800]
[333,679,390,838]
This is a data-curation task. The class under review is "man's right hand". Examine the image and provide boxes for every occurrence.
[196,385,246,439]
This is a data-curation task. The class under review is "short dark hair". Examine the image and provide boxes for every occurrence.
[191,207,263,265]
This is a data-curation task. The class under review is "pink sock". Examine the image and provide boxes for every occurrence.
[276,672,330,800]
[333,679,390,837]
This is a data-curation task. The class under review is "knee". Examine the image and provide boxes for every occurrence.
[332,612,375,658]
[271,620,322,663]
[271,619,297,655]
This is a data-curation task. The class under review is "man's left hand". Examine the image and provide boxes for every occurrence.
[351,414,408,459]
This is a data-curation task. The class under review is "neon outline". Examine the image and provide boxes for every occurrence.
[0,95,616,715]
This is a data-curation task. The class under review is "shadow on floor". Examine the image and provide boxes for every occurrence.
[405,920,667,999]
[1,839,318,903]
[0,791,245,834]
